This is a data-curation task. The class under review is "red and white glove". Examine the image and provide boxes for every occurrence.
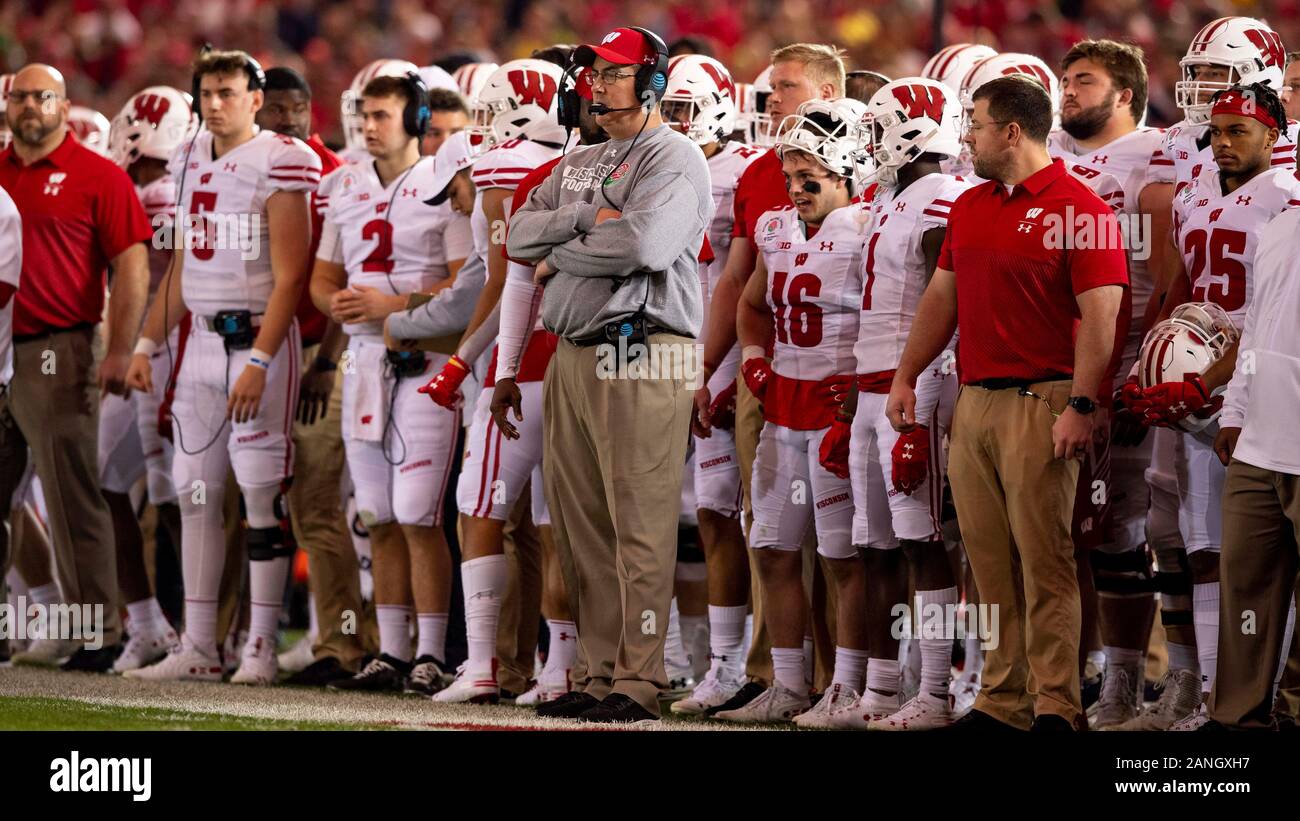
[741,357,773,402]
[707,382,738,431]
[815,377,851,409]
[1140,374,1212,426]
[818,416,852,480]
[418,354,470,410]
[891,426,930,495]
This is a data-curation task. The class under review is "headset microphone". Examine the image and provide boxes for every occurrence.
[587,102,644,115]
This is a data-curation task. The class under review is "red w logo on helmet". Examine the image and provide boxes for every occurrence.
[1243,28,1286,69]
[891,84,945,121]
[698,61,735,100]
[507,70,558,111]
[132,94,171,127]
[1002,64,1052,90]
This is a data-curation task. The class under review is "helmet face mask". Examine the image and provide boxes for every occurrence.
[744,66,776,146]
[775,98,867,180]
[1138,301,1239,432]
[661,54,737,146]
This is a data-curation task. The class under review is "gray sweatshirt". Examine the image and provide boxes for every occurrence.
[385,251,486,339]
[506,124,712,340]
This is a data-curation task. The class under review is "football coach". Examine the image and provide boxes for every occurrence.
[505,26,712,723]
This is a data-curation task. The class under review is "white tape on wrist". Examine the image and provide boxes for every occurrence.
[133,338,159,357]
[248,348,273,370]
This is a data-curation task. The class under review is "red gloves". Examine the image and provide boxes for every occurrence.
[1139,374,1213,426]
[819,417,852,479]
[891,426,930,495]
[1110,376,1149,446]
[707,382,737,431]
[815,378,851,408]
[741,357,773,402]
[418,355,469,410]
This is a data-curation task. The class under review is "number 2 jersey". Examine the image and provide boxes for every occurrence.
[1173,165,1300,326]
[754,203,867,430]
[316,155,473,336]
[168,128,322,318]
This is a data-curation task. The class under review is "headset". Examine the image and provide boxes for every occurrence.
[628,26,670,105]
[559,26,670,127]
[190,45,266,121]
[399,71,432,137]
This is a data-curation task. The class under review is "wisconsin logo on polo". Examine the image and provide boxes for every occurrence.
[43,172,67,196]
[1017,207,1044,234]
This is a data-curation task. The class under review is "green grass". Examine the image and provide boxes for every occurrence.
[0,696,392,731]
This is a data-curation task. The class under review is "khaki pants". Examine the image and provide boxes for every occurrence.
[0,328,122,645]
[288,354,371,670]
[542,335,694,714]
[495,487,544,694]
[1209,460,1300,729]
[948,380,1082,728]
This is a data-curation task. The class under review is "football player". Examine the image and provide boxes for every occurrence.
[340,59,422,165]
[712,98,868,724]
[310,74,471,696]
[125,50,321,684]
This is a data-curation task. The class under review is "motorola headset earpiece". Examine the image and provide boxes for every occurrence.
[627,26,670,106]
[401,71,431,138]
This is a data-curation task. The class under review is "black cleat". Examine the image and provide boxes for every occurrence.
[536,690,600,719]
[703,681,765,717]
[946,708,1024,732]
[61,645,119,673]
[1030,714,1075,732]
[327,654,411,692]
[579,693,658,724]
[286,656,352,687]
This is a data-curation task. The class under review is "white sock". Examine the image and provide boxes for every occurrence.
[248,556,290,642]
[180,493,226,652]
[963,600,984,674]
[149,597,168,630]
[742,613,753,659]
[682,614,708,676]
[28,581,60,606]
[664,597,691,673]
[377,604,413,662]
[541,619,577,684]
[707,604,747,675]
[832,646,867,691]
[1193,581,1219,694]
[1167,641,1200,676]
[867,657,899,696]
[461,554,506,672]
[183,598,218,654]
[918,586,958,697]
[126,598,159,633]
[416,613,449,663]
[802,635,814,687]
[771,646,804,693]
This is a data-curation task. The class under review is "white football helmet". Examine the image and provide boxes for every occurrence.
[108,87,197,169]
[858,77,963,187]
[744,65,776,146]
[453,62,499,107]
[1175,16,1286,124]
[0,74,13,150]
[466,59,567,150]
[776,97,868,179]
[922,43,998,95]
[959,52,1060,121]
[418,65,460,94]
[661,54,738,146]
[68,106,110,156]
[342,59,420,153]
[1138,302,1239,432]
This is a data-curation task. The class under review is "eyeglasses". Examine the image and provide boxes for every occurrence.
[965,119,1010,134]
[591,68,638,86]
[5,90,63,106]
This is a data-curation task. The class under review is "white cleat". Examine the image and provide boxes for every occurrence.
[230,636,279,685]
[1088,666,1139,729]
[671,668,745,716]
[11,638,79,667]
[827,688,903,730]
[431,663,500,704]
[1108,669,1201,731]
[869,692,953,730]
[516,675,570,706]
[1169,702,1209,731]
[113,624,180,673]
[949,669,981,718]
[793,683,861,729]
[277,634,316,674]
[712,682,809,724]
[124,637,223,682]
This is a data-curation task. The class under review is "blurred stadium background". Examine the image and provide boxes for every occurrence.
[4,0,1300,148]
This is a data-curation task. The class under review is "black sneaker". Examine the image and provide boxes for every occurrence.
[1030,714,1075,732]
[60,645,119,673]
[536,690,600,718]
[579,693,658,724]
[946,709,1023,732]
[286,657,352,687]
[703,681,765,717]
[403,655,449,696]
[327,653,411,692]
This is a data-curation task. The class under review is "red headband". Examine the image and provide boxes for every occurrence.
[1211,91,1278,129]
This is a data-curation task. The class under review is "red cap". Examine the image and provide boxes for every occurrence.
[575,27,659,68]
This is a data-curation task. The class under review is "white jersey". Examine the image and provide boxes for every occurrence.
[1147,118,1299,193]
[702,141,764,297]
[317,156,473,337]
[1173,166,1300,326]
[469,137,561,262]
[0,186,19,388]
[168,128,322,317]
[137,175,177,294]
[853,173,971,375]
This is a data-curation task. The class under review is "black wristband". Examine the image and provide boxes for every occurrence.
[313,355,338,372]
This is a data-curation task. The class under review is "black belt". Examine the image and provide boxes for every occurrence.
[12,321,94,344]
[568,322,681,348]
[968,374,1071,391]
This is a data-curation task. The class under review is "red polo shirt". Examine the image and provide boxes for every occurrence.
[731,148,788,241]
[0,133,153,338]
[938,158,1128,386]
[295,133,342,347]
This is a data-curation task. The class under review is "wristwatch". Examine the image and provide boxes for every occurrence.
[1067,395,1097,415]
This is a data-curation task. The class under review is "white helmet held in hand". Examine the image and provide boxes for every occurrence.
[661,54,738,146]
[342,59,420,153]
[776,97,868,179]
[1176,16,1286,124]
[68,106,111,156]
[1138,302,1239,432]
[466,59,567,150]
[922,43,997,95]
[859,77,963,187]
[109,86,198,169]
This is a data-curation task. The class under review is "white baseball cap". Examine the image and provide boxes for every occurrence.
[426,130,487,203]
